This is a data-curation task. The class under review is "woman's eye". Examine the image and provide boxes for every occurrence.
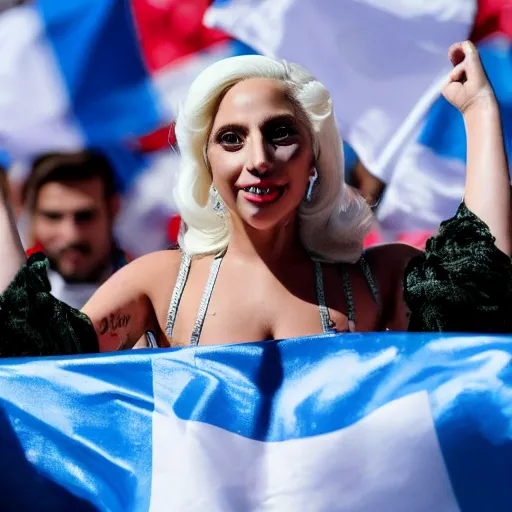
[272,125,296,142]
[220,132,242,145]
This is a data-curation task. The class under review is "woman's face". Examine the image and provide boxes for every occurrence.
[207,78,315,232]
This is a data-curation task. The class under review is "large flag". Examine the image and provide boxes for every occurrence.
[0,332,511,511]
[0,0,241,164]
[205,0,478,179]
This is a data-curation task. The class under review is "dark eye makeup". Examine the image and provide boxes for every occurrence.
[218,131,243,145]
[265,122,299,143]
[213,115,300,149]
[215,124,246,147]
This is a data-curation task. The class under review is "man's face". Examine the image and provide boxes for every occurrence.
[33,177,115,282]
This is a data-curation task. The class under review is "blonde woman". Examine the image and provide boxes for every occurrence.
[0,41,511,357]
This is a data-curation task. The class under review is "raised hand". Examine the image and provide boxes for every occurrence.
[441,40,497,116]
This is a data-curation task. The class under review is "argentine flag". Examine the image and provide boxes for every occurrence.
[0,332,511,511]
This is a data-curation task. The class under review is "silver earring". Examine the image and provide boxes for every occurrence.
[210,185,226,216]
[306,169,318,202]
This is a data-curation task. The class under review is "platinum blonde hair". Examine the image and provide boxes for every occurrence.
[174,54,373,263]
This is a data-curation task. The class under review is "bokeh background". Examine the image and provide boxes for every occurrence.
[1,0,511,256]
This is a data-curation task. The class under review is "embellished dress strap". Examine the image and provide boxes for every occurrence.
[313,261,336,334]
[360,255,381,308]
[190,254,224,346]
[165,252,192,339]
[339,265,356,333]
[336,255,380,333]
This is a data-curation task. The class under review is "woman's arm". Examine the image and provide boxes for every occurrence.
[0,248,177,357]
[81,251,178,352]
[389,41,512,333]
[442,41,511,256]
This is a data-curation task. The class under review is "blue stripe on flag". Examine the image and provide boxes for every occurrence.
[419,37,512,163]
[229,39,259,57]
[155,333,511,440]
[434,357,512,512]
[0,353,155,511]
[36,0,162,146]
[0,149,11,169]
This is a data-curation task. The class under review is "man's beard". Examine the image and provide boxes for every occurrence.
[47,244,111,284]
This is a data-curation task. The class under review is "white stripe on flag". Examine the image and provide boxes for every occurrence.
[0,5,84,161]
[115,151,180,256]
[150,391,460,511]
[376,140,466,237]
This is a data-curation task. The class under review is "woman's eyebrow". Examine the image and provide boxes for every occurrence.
[260,113,298,127]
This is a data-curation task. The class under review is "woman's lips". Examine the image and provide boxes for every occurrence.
[241,185,285,204]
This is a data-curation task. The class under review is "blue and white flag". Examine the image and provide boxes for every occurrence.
[205,0,477,179]
[376,35,512,237]
[0,332,511,511]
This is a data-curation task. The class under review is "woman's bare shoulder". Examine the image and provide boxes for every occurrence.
[364,243,422,274]
[81,249,186,351]
[364,242,421,288]
[125,249,183,278]
[363,243,423,329]
[130,249,184,273]
[89,249,186,308]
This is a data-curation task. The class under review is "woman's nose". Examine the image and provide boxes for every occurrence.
[246,135,273,175]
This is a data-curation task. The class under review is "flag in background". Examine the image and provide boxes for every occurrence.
[0,332,511,511]
[205,0,512,242]
[0,0,255,255]
[1,0,510,252]
[204,0,478,180]
[0,0,248,163]
[374,0,512,238]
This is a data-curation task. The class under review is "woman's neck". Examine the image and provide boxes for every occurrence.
[226,215,309,265]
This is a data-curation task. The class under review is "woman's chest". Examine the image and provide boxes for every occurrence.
[157,262,381,348]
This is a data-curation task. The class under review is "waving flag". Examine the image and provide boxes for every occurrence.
[0,0,244,163]
[0,332,511,511]
[376,34,512,238]
[205,0,478,179]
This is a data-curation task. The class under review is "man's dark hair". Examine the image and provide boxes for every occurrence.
[23,150,118,210]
